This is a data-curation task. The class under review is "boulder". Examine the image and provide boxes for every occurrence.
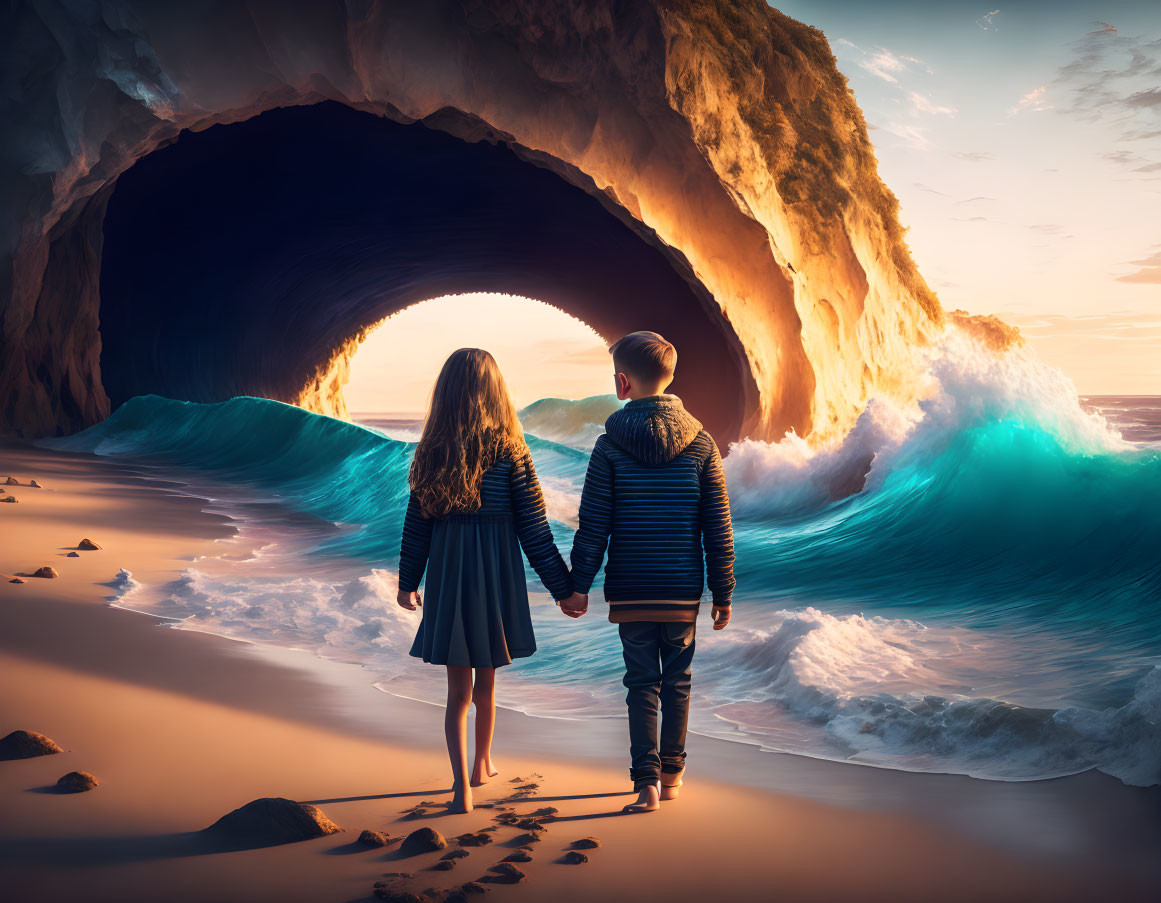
[460,882,489,896]
[454,832,493,847]
[429,859,456,871]
[56,770,99,792]
[0,729,63,760]
[562,851,589,865]
[399,826,447,855]
[441,849,470,860]
[513,818,545,831]
[502,849,532,863]
[530,807,559,817]
[77,538,101,550]
[4,477,18,486]
[203,797,342,845]
[29,479,42,488]
[358,830,393,847]
[570,837,601,849]
[31,567,58,578]
[510,833,541,846]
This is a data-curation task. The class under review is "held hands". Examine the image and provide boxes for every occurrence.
[559,591,589,618]
[711,605,731,630]
[397,589,422,611]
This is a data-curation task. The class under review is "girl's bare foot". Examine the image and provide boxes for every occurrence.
[470,755,499,787]
[621,783,660,813]
[660,771,683,801]
[449,783,474,813]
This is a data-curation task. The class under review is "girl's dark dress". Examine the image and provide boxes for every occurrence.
[398,453,572,668]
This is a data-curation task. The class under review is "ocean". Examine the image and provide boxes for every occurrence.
[47,334,1161,787]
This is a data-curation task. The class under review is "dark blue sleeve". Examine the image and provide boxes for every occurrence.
[569,438,614,595]
[699,439,735,606]
[510,454,573,601]
[398,491,434,592]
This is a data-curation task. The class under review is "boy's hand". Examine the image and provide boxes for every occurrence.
[397,589,421,611]
[711,605,731,630]
[560,592,589,618]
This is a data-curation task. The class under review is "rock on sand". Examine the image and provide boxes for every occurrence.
[56,771,99,792]
[77,538,101,550]
[357,830,393,847]
[31,567,58,578]
[0,729,63,760]
[203,797,342,845]
[399,826,447,855]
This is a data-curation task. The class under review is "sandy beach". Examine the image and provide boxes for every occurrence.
[1,439,1158,903]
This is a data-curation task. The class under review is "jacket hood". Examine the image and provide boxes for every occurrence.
[604,395,702,465]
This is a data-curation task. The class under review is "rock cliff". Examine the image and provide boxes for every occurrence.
[0,0,958,443]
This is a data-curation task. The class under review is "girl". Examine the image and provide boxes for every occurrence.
[396,348,575,813]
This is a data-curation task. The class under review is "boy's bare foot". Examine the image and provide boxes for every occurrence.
[621,783,660,813]
[449,783,474,813]
[660,772,683,801]
[470,756,499,787]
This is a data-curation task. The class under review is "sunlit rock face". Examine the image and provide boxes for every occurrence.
[1,0,956,442]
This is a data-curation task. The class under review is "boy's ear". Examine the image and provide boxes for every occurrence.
[615,371,632,400]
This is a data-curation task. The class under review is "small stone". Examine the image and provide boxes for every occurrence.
[31,567,58,579]
[77,538,101,551]
[530,807,559,817]
[0,729,63,760]
[508,777,524,783]
[372,888,425,903]
[4,476,18,485]
[430,859,457,871]
[1,496,16,503]
[400,826,447,855]
[561,851,589,865]
[570,837,601,849]
[513,818,545,831]
[441,849,470,860]
[203,797,342,845]
[511,833,541,846]
[494,813,519,825]
[455,832,493,847]
[515,782,539,791]
[66,551,79,557]
[29,480,42,488]
[473,802,494,809]
[502,849,532,863]
[486,862,525,883]
[56,771,99,793]
[460,882,489,895]
[417,800,443,807]
[403,808,429,819]
[358,830,392,847]
[9,577,25,583]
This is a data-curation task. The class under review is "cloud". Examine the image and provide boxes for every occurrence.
[952,150,995,162]
[1124,87,1161,109]
[956,196,996,204]
[1054,22,1161,132]
[836,39,932,85]
[1133,161,1161,172]
[914,182,949,196]
[883,121,933,151]
[1117,245,1161,283]
[1008,85,1051,115]
[908,91,956,116]
[1115,268,1161,284]
[976,10,1001,32]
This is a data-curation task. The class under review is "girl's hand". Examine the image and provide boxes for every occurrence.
[397,589,421,611]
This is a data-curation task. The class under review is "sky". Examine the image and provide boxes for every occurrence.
[345,294,611,414]
[776,0,1161,393]
[348,1,1161,408]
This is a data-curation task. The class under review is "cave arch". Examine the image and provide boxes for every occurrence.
[97,102,752,441]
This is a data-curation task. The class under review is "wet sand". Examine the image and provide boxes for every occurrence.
[1,440,1158,902]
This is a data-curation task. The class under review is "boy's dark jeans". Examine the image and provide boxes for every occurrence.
[618,621,695,789]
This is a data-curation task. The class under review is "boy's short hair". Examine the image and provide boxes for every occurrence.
[609,331,677,384]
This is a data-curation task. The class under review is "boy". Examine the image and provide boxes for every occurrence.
[562,330,735,813]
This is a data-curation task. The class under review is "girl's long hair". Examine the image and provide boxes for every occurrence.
[409,348,528,518]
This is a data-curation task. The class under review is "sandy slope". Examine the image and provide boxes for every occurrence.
[0,441,1157,903]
